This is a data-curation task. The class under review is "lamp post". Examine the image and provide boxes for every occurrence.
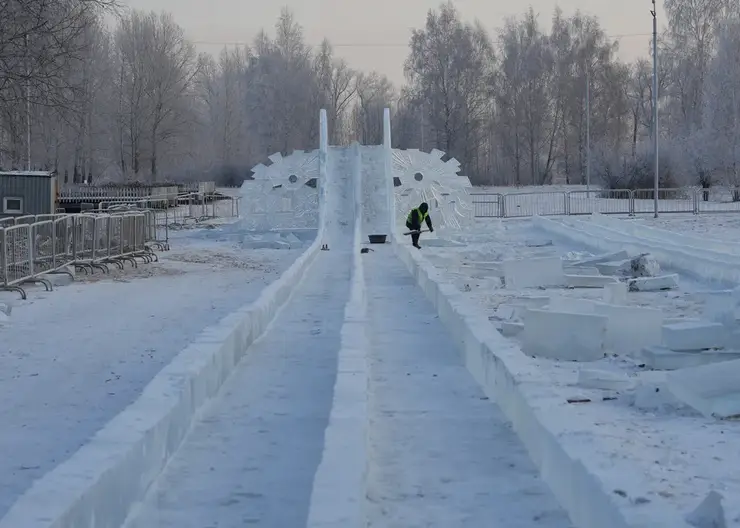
[579,40,591,194]
[651,0,659,217]
[25,33,31,170]
[586,64,591,193]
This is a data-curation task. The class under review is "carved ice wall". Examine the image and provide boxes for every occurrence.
[392,148,474,232]
[238,145,474,233]
[239,150,320,230]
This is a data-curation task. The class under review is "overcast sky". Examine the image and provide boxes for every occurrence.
[119,0,664,84]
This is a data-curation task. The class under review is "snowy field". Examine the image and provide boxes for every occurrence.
[427,219,708,319]
[0,222,307,516]
[422,217,740,525]
[642,214,740,244]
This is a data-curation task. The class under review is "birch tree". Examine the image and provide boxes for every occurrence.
[315,40,356,143]
[703,19,740,191]
[352,71,395,144]
[404,1,494,181]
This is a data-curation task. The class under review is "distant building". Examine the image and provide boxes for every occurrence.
[0,171,57,217]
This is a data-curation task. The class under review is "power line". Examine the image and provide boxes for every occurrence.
[189,32,653,48]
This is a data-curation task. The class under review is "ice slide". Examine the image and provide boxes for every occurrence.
[121,145,357,527]
[117,143,570,528]
[361,252,571,526]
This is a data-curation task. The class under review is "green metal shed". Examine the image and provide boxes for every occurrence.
[0,171,57,217]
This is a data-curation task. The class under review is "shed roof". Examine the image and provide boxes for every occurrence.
[0,171,55,178]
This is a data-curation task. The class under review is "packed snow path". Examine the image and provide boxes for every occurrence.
[363,249,572,527]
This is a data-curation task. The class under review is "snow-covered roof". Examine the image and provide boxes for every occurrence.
[0,170,55,177]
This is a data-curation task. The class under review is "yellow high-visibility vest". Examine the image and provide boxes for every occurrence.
[407,208,428,225]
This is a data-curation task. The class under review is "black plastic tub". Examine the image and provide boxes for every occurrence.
[368,234,387,244]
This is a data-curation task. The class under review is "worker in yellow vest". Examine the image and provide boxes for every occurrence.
[406,202,433,249]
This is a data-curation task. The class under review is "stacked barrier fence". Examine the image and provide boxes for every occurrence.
[97,193,240,245]
[1,192,240,299]
[0,212,159,299]
[471,187,740,218]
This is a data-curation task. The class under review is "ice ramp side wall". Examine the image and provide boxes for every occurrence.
[306,139,369,528]
[383,108,395,237]
[324,145,360,244]
[318,108,329,241]
[360,145,391,241]
[391,231,693,528]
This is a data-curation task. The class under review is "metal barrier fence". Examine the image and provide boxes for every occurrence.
[59,184,180,204]
[97,193,240,246]
[0,212,158,299]
[470,188,740,218]
[1,192,240,299]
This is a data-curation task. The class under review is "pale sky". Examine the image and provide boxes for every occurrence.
[119,0,665,84]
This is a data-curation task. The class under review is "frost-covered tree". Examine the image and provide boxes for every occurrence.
[662,0,740,132]
[4,1,740,190]
[703,18,740,192]
[403,1,494,180]
[314,40,356,144]
[112,11,199,181]
[351,71,395,145]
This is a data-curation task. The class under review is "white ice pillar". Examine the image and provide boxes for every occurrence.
[353,141,363,248]
[383,108,395,237]
[319,109,328,239]
[320,108,328,153]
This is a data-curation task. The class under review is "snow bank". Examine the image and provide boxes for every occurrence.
[592,214,740,257]
[533,215,740,285]
[392,232,694,528]
[307,142,369,527]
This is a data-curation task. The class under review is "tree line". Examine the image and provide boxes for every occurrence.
[2,0,740,188]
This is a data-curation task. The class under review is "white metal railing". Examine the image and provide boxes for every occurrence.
[470,187,740,218]
[0,212,156,299]
[95,193,240,245]
[58,185,180,203]
[1,193,241,299]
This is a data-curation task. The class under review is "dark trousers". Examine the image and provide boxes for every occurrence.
[407,223,421,246]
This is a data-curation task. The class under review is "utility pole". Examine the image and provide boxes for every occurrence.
[420,103,424,151]
[651,0,659,218]
[25,33,31,170]
[586,65,591,193]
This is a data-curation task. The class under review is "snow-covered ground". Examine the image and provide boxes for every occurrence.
[642,214,740,244]
[422,217,740,525]
[13,170,740,525]
[427,219,707,320]
[0,224,305,516]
